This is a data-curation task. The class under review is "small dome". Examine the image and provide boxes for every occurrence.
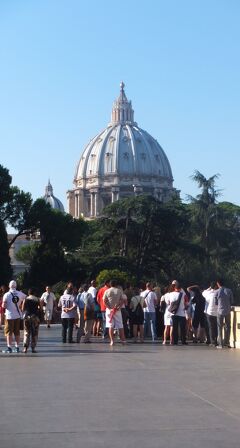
[44,181,64,212]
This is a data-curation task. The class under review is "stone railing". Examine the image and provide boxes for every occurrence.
[230,307,240,348]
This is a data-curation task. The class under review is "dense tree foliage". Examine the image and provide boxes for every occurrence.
[0,165,33,247]
[2,162,240,302]
[75,178,240,301]
[0,220,12,284]
[0,164,87,288]
[16,199,87,290]
[0,164,32,283]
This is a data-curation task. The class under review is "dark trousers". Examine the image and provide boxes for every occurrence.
[76,309,85,342]
[172,315,186,344]
[61,318,75,342]
[121,308,129,338]
[207,314,218,345]
[204,314,211,344]
[127,307,134,338]
[217,313,231,347]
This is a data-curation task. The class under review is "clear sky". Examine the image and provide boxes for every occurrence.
[0,0,239,210]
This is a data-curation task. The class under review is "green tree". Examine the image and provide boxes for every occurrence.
[0,164,33,283]
[187,173,240,290]
[96,269,133,287]
[0,165,33,247]
[188,170,220,256]
[0,220,12,284]
[19,199,88,289]
[81,195,191,283]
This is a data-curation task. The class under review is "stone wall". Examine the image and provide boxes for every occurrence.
[230,307,240,348]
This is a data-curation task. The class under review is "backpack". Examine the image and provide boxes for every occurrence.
[133,297,144,320]
[11,293,19,305]
[11,292,24,330]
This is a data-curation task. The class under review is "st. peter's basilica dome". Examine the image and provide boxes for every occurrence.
[67,83,175,218]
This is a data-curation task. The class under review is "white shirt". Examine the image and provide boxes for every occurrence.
[41,291,56,310]
[140,289,157,313]
[202,288,218,316]
[161,293,172,319]
[130,295,145,312]
[3,289,24,320]
[88,286,97,299]
[167,290,187,317]
[58,294,77,318]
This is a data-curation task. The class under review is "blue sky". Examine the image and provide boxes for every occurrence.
[0,0,239,210]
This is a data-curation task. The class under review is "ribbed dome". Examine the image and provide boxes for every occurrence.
[68,83,175,218]
[75,124,173,181]
[75,82,173,184]
[44,181,64,212]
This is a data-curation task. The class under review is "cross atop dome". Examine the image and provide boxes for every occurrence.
[111,82,135,124]
[119,81,127,102]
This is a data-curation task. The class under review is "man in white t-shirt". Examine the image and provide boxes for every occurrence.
[2,280,26,353]
[58,285,77,343]
[88,280,97,300]
[40,286,56,328]
[103,280,125,346]
[202,282,218,346]
[141,282,157,341]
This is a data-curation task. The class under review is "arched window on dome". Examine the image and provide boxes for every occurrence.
[105,152,114,173]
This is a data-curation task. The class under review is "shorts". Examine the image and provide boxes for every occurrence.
[106,309,123,329]
[94,311,102,320]
[5,319,21,336]
[45,308,53,321]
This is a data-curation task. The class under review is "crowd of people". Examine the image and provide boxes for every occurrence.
[0,277,234,353]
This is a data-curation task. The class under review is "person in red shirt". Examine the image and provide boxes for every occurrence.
[97,280,110,338]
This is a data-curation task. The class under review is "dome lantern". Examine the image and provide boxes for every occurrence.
[111,81,135,124]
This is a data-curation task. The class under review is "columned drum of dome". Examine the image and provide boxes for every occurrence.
[67,83,175,218]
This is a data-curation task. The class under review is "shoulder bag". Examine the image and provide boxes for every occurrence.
[168,292,183,315]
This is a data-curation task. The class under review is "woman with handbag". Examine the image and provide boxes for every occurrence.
[167,281,189,345]
[161,285,174,345]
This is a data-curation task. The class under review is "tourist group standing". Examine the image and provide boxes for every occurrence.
[0,277,234,353]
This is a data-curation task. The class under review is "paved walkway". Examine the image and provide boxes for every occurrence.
[1,325,240,448]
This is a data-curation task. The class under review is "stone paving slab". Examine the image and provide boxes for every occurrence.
[0,325,240,448]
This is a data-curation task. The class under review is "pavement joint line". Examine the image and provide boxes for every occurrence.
[0,427,227,435]
[183,387,240,422]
